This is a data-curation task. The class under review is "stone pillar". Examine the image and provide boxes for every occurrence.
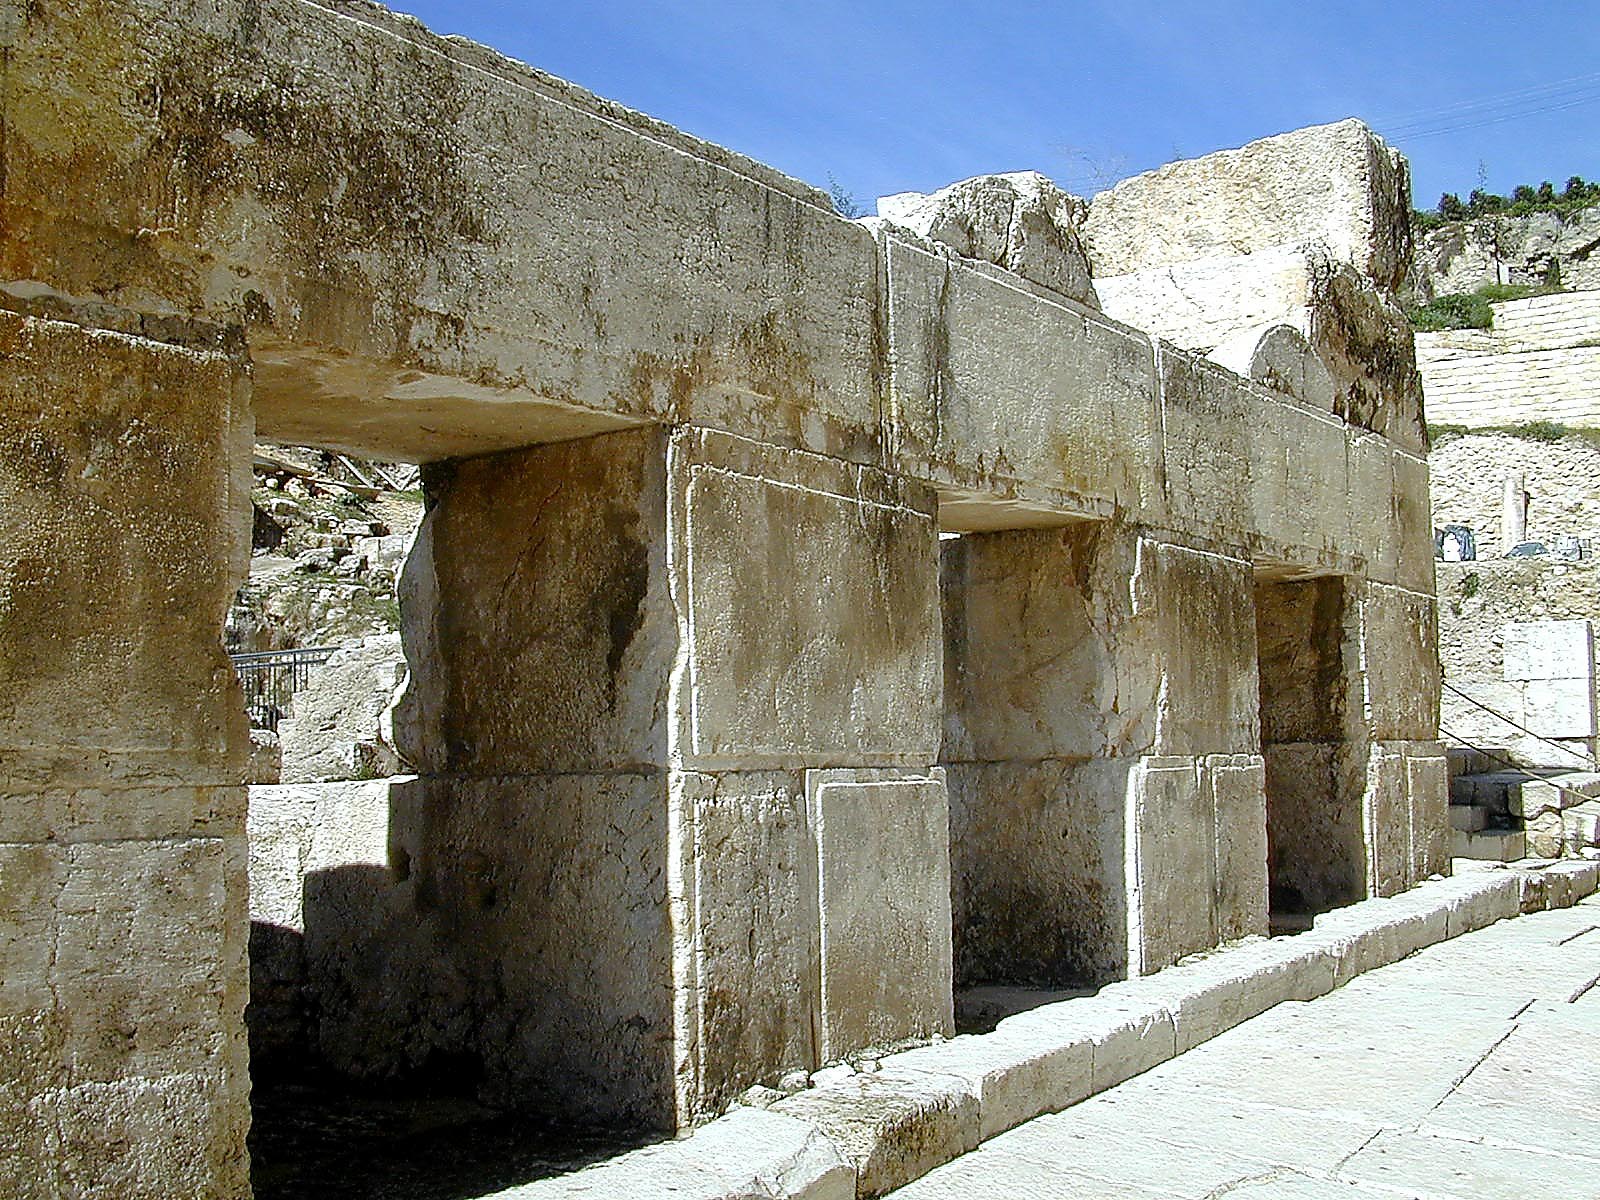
[1502,471,1528,554]
[377,424,944,1130]
[666,428,947,1118]
[0,310,253,1198]
[1358,582,1448,895]
[1123,539,1266,973]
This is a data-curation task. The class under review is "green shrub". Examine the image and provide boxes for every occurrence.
[1405,282,1557,331]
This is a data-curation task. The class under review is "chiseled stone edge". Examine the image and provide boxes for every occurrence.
[510,862,1599,1200]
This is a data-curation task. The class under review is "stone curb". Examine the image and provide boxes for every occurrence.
[498,861,1600,1200]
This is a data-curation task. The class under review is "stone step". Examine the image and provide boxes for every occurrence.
[1452,828,1527,862]
[1449,803,1490,833]
[1447,746,1509,780]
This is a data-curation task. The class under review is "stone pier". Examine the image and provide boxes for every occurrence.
[0,0,1445,1192]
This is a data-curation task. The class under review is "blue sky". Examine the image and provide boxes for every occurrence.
[397,1,1600,213]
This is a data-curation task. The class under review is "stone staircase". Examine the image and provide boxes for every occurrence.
[1447,746,1600,861]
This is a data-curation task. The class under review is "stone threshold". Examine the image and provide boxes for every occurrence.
[494,859,1600,1200]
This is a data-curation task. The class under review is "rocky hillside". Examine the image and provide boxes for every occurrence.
[228,445,424,655]
[1409,205,1600,303]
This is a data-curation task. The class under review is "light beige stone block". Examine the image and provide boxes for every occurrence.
[1000,992,1178,1092]
[682,771,818,1116]
[1131,757,1215,972]
[1209,754,1269,941]
[880,1027,1093,1142]
[809,770,954,1062]
[1520,677,1597,741]
[1502,619,1594,681]
[1407,748,1451,881]
[501,1105,856,1200]
[677,433,941,768]
[772,1068,980,1199]
[1085,120,1411,290]
[1363,584,1441,743]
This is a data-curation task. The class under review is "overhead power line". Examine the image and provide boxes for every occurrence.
[1371,69,1600,142]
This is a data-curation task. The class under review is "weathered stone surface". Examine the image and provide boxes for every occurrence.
[1503,619,1595,682]
[394,427,672,775]
[1130,541,1259,757]
[772,1068,979,1198]
[809,770,954,1061]
[3,0,886,465]
[278,632,407,781]
[1130,757,1215,972]
[880,234,1160,523]
[1206,323,1336,411]
[880,1029,1092,1143]
[0,311,252,1199]
[679,771,818,1116]
[1209,754,1269,941]
[495,1105,856,1200]
[1086,119,1412,291]
[1362,583,1440,742]
[671,431,941,769]
[878,173,1098,307]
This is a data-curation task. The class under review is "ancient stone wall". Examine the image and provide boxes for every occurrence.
[0,304,253,1198]
[1416,293,1600,430]
[0,0,1447,1188]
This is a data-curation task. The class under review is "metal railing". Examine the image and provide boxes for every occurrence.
[231,646,340,731]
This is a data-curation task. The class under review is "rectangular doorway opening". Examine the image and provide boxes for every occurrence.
[1254,571,1364,934]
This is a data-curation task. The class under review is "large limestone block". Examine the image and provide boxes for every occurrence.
[678,770,818,1116]
[1364,742,1413,898]
[1130,541,1259,757]
[1503,620,1595,681]
[1248,400,1353,570]
[3,0,886,463]
[1362,583,1440,742]
[772,1068,979,1199]
[1093,244,1317,355]
[394,427,673,774]
[1209,754,1269,942]
[1131,756,1216,973]
[808,770,954,1061]
[878,172,1099,307]
[0,838,250,1199]
[1406,748,1451,881]
[672,431,941,769]
[938,527,1118,763]
[1157,347,1256,541]
[1085,119,1411,291]
[998,990,1177,1092]
[880,235,1160,521]
[502,1106,856,1200]
[1346,432,1399,583]
[1520,677,1598,740]
[945,758,1132,989]
[0,311,251,797]
[880,1026,1092,1142]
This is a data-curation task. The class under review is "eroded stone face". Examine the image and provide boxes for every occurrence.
[0,1,1446,1173]
[0,312,252,1198]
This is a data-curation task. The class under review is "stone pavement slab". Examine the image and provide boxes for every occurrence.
[890,895,1600,1199]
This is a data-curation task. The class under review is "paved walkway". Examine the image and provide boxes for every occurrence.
[891,895,1600,1200]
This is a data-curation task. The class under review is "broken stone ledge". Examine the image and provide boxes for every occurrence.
[496,861,1599,1200]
